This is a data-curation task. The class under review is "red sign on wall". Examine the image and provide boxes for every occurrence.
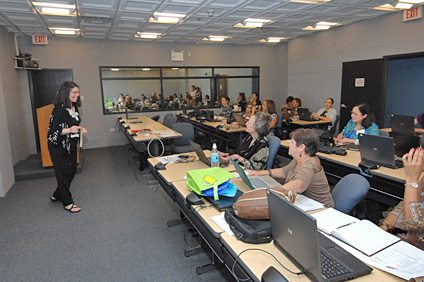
[403,7,423,22]
[32,35,48,45]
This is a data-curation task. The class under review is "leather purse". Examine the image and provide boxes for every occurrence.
[233,187,296,220]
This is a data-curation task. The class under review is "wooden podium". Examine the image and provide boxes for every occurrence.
[36,104,79,168]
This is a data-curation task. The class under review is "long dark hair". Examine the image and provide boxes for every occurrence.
[356,103,375,128]
[53,81,81,108]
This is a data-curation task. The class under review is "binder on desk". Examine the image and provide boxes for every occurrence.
[311,208,400,256]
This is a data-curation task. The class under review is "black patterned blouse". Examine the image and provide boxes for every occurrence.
[47,104,81,153]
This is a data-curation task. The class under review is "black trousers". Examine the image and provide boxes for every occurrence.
[48,144,77,206]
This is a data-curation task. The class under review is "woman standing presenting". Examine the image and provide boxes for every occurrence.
[48,81,87,213]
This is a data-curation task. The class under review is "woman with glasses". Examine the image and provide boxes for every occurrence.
[242,103,254,122]
[335,103,379,144]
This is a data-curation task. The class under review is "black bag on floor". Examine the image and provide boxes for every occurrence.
[224,208,272,244]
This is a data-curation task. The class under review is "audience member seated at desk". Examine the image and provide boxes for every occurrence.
[335,103,379,144]
[415,108,424,133]
[242,103,254,122]
[150,91,158,103]
[250,92,262,111]
[311,98,338,130]
[281,96,294,120]
[234,92,247,106]
[220,112,271,170]
[249,128,334,208]
[263,100,278,134]
[379,136,424,251]
[292,97,302,116]
[218,96,233,118]
[203,94,210,106]
[125,95,134,110]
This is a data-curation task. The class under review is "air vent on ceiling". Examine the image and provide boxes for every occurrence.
[81,16,111,24]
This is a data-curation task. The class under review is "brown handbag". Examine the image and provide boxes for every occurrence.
[233,187,296,219]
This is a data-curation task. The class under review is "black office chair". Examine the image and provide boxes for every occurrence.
[171,123,195,153]
[330,115,340,135]
[151,115,160,122]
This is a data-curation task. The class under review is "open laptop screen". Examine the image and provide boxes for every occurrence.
[358,133,395,167]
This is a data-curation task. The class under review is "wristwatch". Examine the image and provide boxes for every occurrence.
[404,183,419,189]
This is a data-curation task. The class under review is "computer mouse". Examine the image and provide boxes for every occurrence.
[334,150,347,156]
[186,192,204,207]
[261,266,289,282]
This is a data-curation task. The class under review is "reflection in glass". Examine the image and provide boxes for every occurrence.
[100,66,259,114]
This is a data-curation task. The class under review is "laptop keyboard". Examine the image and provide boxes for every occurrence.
[250,177,270,189]
[320,252,350,279]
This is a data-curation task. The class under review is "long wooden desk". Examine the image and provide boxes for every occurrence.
[177,114,246,150]
[119,115,182,169]
[148,154,405,282]
[279,140,406,206]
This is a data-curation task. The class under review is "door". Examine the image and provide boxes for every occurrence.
[28,69,74,152]
[340,59,386,130]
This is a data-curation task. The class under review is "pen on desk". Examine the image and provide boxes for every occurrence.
[336,222,355,229]
[386,266,397,270]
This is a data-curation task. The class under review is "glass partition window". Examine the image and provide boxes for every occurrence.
[100,66,259,114]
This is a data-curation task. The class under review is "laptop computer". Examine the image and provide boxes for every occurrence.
[358,133,403,169]
[390,131,421,157]
[390,114,415,135]
[189,140,229,167]
[297,108,313,121]
[267,189,373,282]
[232,113,246,126]
[230,158,281,189]
[205,110,221,122]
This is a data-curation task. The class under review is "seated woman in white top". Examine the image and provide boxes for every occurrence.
[311,98,337,130]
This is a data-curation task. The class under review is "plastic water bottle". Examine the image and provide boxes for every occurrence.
[211,143,219,168]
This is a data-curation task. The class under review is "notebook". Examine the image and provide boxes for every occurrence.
[189,140,229,168]
[230,158,281,189]
[390,114,415,135]
[311,208,400,256]
[358,133,403,169]
[267,189,373,282]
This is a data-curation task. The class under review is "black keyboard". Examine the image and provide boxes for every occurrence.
[320,252,350,279]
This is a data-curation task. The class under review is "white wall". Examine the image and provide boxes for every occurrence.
[287,11,424,115]
[0,28,24,196]
[16,37,288,151]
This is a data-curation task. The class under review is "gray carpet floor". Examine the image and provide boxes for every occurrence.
[0,146,236,282]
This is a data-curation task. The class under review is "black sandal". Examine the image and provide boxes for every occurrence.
[50,196,59,202]
[64,204,81,213]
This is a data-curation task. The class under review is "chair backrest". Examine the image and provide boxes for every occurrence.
[332,173,370,214]
[164,115,177,129]
[171,123,195,146]
[151,115,160,122]
[330,115,340,135]
[379,130,389,137]
[163,113,174,125]
[266,136,281,169]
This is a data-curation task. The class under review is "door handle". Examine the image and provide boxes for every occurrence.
[340,104,347,109]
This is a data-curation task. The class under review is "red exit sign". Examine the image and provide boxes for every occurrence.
[403,7,423,22]
[32,35,48,45]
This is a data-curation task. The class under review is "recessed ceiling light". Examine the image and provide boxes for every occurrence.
[235,18,272,28]
[395,2,413,9]
[33,2,76,15]
[373,3,397,11]
[136,32,161,39]
[49,28,79,35]
[111,68,120,71]
[149,12,186,24]
[143,68,151,71]
[399,0,424,3]
[203,35,230,42]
